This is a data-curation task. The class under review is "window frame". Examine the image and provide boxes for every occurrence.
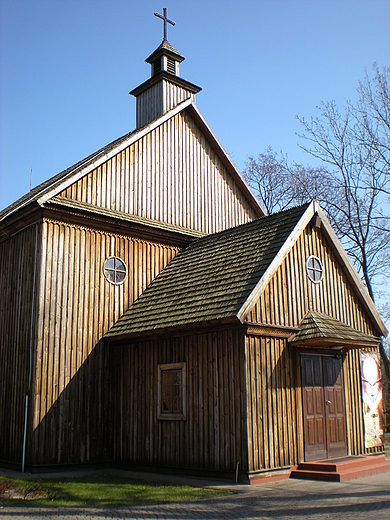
[103,256,127,285]
[306,255,324,284]
[157,362,186,421]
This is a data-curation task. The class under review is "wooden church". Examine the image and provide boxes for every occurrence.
[0,13,388,481]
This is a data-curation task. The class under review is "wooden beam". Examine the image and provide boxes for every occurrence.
[245,323,299,338]
[288,337,380,349]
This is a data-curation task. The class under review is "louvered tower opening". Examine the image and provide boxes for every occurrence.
[167,57,176,75]
[153,57,161,76]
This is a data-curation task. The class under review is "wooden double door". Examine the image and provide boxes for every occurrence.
[301,354,347,462]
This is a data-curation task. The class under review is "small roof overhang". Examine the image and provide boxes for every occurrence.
[288,311,381,350]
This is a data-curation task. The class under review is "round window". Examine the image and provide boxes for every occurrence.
[104,257,127,285]
[306,255,323,283]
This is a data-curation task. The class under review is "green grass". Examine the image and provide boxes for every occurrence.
[0,474,230,508]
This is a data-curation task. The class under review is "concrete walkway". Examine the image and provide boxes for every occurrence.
[1,468,390,519]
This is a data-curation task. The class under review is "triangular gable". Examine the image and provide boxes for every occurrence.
[238,201,387,337]
[0,99,264,225]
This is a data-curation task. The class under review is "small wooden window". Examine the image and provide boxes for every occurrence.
[103,257,127,285]
[157,363,186,420]
[306,255,323,284]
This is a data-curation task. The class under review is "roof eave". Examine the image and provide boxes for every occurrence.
[288,337,381,349]
[43,197,205,245]
[105,316,241,342]
[0,201,44,241]
[130,72,201,97]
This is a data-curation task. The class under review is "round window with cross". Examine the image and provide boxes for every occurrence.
[103,257,127,285]
[306,255,323,284]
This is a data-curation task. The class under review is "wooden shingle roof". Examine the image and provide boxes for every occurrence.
[289,311,380,348]
[105,204,309,339]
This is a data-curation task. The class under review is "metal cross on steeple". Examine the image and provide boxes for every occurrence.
[154,7,175,41]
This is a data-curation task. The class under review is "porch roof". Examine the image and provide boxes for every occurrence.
[288,311,381,349]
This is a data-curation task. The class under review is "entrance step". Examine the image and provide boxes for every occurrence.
[249,468,291,485]
[290,455,390,482]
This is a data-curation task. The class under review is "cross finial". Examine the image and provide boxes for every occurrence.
[154,7,175,41]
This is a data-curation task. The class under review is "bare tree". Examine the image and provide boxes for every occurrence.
[355,64,390,179]
[244,148,331,215]
[244,64,390,374]
[244,148,290,215]
[297,67,390,301]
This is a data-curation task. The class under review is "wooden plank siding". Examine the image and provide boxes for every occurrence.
[245,336,298,473]
[244,222,382,473]
[59,111,257,234]
[0,224,40,465]
[136,80,196,129]
[246,222,376,334]
[30,219,180,466]
[110,328,249,474]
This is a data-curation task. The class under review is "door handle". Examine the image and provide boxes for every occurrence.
[326,400,331,405]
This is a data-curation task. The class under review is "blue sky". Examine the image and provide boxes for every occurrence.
[1,0,389,211]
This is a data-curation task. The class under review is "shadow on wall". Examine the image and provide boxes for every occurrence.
[27,340,113,468]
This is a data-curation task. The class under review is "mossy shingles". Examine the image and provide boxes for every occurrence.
[105,204,309,337]
[291,311,379,343]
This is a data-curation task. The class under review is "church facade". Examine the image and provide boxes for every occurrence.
[0,31,387,480]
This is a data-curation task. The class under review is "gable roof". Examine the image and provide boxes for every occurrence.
[105,204,309,339]
[105,200,387,340]
[0,99,264,223]
[289,311,380,348]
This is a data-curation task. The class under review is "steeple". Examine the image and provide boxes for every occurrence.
[130,9,201,129]
[146,40,185,78]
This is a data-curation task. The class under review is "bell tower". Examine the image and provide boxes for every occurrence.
[130,8,201,129]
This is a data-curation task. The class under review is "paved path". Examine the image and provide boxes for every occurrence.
[1,470,390,519]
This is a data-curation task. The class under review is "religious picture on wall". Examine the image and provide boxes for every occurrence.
[360,351,384,448]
